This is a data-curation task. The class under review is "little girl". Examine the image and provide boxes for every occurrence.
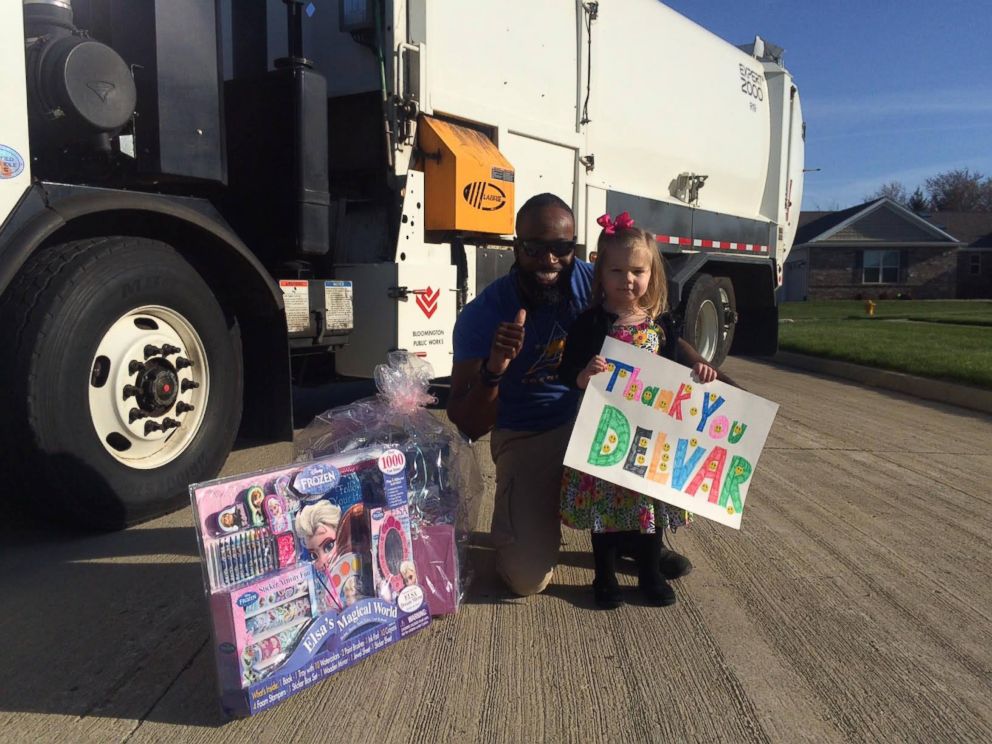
[558,211,725,609]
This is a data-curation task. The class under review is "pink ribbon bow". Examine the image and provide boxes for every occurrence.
[596,211,635,234]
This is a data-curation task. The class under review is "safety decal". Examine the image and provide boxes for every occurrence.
[491,167,515,183]
[279,279,310,333]
[0,145,25,179]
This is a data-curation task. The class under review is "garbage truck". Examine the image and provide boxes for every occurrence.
[0,0,805,528]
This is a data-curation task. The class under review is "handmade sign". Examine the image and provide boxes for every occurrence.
[563,337,778,529]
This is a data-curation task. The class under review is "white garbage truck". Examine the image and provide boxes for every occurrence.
[0,0,804,527]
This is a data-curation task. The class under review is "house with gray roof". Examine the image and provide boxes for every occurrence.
[782,198,992,301]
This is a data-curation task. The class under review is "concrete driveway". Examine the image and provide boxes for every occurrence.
[1,358,990,743]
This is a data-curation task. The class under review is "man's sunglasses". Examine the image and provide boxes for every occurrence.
[514,238,577,258]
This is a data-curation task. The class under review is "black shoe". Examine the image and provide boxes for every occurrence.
[618,535,693,579]
[591,532,627,610]
[637,534,677,607]
[641,577,676,606]
[659,547,693,580]
[592,577,623,609]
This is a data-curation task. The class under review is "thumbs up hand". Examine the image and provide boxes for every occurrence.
[487,308,527,375]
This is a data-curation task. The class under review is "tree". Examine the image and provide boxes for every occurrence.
[907,187,928,214]
[925,169,992,212]
[865,181,908,205]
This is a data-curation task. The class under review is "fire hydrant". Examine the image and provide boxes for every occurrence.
[865,299,876,317]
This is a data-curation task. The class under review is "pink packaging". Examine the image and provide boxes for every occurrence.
[191,446,432,717]
[369,505,415,601]
[411,524,459,616]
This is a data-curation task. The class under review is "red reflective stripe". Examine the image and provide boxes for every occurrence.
[653,235,770,253]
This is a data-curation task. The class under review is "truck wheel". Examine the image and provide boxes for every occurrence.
[713,276,736,361]
[681,273,736,367]
[0,237,242,529]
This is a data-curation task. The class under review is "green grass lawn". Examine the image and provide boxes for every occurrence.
[780,299,992,324]
[777,301,992,388]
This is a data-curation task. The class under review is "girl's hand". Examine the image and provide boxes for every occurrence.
[693,362,717,383]
[577,355,609,390]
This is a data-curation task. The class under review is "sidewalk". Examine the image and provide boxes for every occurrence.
[772,351,992,415]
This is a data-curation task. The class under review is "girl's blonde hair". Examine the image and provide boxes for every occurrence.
[591,226,668,318]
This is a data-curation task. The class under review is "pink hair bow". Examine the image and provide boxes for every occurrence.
[596,211,635,234]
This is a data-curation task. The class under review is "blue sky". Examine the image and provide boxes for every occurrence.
[664,0,992,211]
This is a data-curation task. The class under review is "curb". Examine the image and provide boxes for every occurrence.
[770,351,992,416]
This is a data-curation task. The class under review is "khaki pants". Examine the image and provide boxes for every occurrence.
[490,422,572,596]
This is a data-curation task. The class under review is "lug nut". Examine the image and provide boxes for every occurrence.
[144,420,163,434]
[128,360,144,375]
[144,344,162,359]
[161,344,181,356]
[176,401,195,414]
[122,384,138,400]
[129,408,148,423]
[175,357,193,370]
[161,417,181,431]
[181,379,200,392]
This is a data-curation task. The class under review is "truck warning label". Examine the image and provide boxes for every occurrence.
[491,167,515,183]
[324,280,353,331]
[279,280,310,334]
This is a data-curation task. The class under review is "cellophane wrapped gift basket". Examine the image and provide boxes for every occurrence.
[190,352,480,717]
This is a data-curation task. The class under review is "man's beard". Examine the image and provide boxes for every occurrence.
[516,261,574,307]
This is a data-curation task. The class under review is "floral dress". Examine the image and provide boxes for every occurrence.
[560,319,692,534]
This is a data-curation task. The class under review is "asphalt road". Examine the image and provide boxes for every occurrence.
[2,358,991,743]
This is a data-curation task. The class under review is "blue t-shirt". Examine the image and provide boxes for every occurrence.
[453,260,594,431]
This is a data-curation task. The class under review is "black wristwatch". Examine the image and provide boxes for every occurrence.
[479,362,504,387]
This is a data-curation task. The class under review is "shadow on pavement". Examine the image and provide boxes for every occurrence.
[0,519,225,728]
[0,438,296,729]
[460,532,601,610]
[459,532,517,606]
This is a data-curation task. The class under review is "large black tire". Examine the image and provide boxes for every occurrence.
[0,237,243,529]
[680,273,736,367]
[713,276,737,359]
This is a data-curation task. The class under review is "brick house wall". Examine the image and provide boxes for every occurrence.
[807,245,957,300]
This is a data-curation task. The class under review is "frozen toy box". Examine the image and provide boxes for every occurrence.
[191,446,432,717]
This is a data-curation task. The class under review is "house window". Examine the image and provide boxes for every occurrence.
[970,254,982,275]
[863,249,900,283]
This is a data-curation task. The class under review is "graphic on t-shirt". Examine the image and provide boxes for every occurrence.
[522,321,568,384]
